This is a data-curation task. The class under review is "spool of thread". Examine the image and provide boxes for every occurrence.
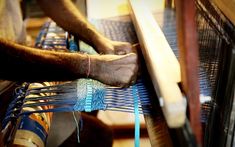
[12,82,53,147]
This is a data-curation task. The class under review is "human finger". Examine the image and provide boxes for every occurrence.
[113,41,133,55]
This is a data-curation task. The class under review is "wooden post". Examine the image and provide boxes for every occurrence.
[175,0,202,145]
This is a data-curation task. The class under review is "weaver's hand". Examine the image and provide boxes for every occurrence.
[90,53,138,87]
[93,36,135,55]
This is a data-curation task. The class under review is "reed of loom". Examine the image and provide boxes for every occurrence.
[195,0,235,146]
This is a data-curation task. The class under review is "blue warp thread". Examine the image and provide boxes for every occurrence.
[133,85,140,147]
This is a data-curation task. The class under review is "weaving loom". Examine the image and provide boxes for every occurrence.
[89,0,235,146]
[0,19,155,146]
[1,0,235,146]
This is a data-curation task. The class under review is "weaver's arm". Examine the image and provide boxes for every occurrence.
[0,39,138,87]
[37,0,134,55]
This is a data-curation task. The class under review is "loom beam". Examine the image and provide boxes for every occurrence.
[128,0,186,128]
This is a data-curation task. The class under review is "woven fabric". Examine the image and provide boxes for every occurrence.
[73,79,107,111]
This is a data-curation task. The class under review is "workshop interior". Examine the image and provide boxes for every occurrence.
[0,0,235,147]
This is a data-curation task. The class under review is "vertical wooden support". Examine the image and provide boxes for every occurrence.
[175,0,202,146]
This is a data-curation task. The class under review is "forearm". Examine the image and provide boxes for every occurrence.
[37,0,104,47]
[0,39,88,81]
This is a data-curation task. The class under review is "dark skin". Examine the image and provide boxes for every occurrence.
[37,0,133,55]
[0,0,138,87]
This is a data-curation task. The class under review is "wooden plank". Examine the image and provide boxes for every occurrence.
[175,0,202,145]
[212,0,235,26]
[128,0,186,128]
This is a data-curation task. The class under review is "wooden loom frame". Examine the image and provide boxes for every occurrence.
[129,0,202,146]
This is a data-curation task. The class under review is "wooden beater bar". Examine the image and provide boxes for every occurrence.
[128,0,186,128]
